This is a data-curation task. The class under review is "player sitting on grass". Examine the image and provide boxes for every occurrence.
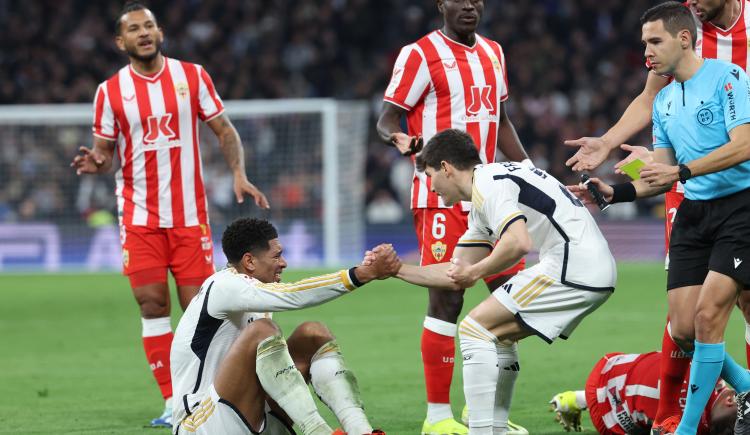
[170,217,398,435]
[548,351,736,435]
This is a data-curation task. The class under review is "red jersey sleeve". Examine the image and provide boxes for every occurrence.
[92,83,118,140]
[383,43,430,111]
[196,66,225,122]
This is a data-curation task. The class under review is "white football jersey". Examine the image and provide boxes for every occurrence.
[170,267,360,428]
[458,163,616,290]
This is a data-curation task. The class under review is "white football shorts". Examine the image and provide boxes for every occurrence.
[176,385,293,435]
[492,261,612,343]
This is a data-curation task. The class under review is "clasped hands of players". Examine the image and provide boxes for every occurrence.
[358,244,402,282]
[361,248,476,290]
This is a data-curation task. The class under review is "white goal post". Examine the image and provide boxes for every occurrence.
[0,99,369,270]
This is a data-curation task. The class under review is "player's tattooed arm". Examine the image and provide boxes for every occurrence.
[71,136,115,175]
[207,114,269,208]
[496,102,529,162]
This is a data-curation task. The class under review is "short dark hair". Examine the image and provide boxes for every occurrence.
[221,218,279,264]
[415,129,481,172]
[640,1,697,48]
[115,1,151,35]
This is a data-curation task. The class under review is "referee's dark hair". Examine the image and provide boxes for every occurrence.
[222,218,279,264]
[416,129,481,172]
[641,1,697,48]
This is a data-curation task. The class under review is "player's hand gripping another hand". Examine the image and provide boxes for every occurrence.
[567,177,614,205]
[359,244,401,281]
[446,257,478,289]
[390,132,423,156]
[70,146,106,175]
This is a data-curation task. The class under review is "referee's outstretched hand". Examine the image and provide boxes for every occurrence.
[564,136,611,172]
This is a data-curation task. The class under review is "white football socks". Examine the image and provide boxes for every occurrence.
[494,341,519,434]
[310,340,373,434]
[459,316,499,435]
[255,335,331,435]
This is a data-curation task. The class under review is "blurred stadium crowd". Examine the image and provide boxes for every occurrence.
[1,0,660,224]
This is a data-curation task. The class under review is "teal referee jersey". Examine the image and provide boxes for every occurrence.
[652,58,750,200]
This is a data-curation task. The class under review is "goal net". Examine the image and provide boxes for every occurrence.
[0,99,369,271]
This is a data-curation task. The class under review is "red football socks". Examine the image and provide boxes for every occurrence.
[422,327,455,404]
[654,323,691,423]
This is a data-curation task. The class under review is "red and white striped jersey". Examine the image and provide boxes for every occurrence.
[589,352,722,434]
[384,30,509,209]
[92,57,224,228]
[692,0,750,72]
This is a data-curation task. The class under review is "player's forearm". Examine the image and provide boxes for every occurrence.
[376,111,402,144]
[472,244,527,280]
[396,263,459,290]
[92,137,116,173]
[497,111,529,162]
[218,127,247,179]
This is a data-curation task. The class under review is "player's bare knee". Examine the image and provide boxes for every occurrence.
[428,288,465,322]
[137,300,170,318]
[239,319,282,354]
[289,321,333,346]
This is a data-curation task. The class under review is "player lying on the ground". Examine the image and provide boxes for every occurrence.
[170,217,399,435]
[375,129,616,435]
[548,351,737,435]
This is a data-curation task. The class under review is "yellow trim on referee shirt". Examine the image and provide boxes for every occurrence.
[496,212,524,237]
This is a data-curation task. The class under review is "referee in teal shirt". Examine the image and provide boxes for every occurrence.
[569,3,750,434]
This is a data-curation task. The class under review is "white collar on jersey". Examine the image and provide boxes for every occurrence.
[437,29,478,50]
[128,56,167,82]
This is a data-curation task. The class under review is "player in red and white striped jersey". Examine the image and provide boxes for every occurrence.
[549,352,736,434]
[70,2,268,428]
[376,1,530,433]
[563,0,750,431]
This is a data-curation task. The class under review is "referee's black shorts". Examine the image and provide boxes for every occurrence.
[667,187,750,290]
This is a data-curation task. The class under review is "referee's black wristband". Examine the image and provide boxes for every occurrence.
[610,182,637,204]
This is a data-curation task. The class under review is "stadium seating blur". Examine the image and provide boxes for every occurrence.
[0,0,660,226]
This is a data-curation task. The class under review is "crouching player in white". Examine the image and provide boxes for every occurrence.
[170,217,398,435]
[393,129,617,434]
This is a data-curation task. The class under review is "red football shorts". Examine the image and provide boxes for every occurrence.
[664,189,685,253]
[412,205,524,282]
[120,224,215,287]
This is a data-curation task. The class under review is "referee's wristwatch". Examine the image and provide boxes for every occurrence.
[678,164,692,184]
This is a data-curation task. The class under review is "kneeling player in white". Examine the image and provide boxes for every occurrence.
[171,218,399,435]
[393,129,617,435]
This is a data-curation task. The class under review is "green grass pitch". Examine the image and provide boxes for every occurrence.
[1,263,747,434]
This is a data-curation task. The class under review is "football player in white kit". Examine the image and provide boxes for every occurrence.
[393,129,617,435]
[170,218,399,435]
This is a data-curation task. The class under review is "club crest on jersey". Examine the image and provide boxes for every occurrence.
[489,54,502,72]
[122,249,129,268]
[175,82,189,99]
[431,241,447,261]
